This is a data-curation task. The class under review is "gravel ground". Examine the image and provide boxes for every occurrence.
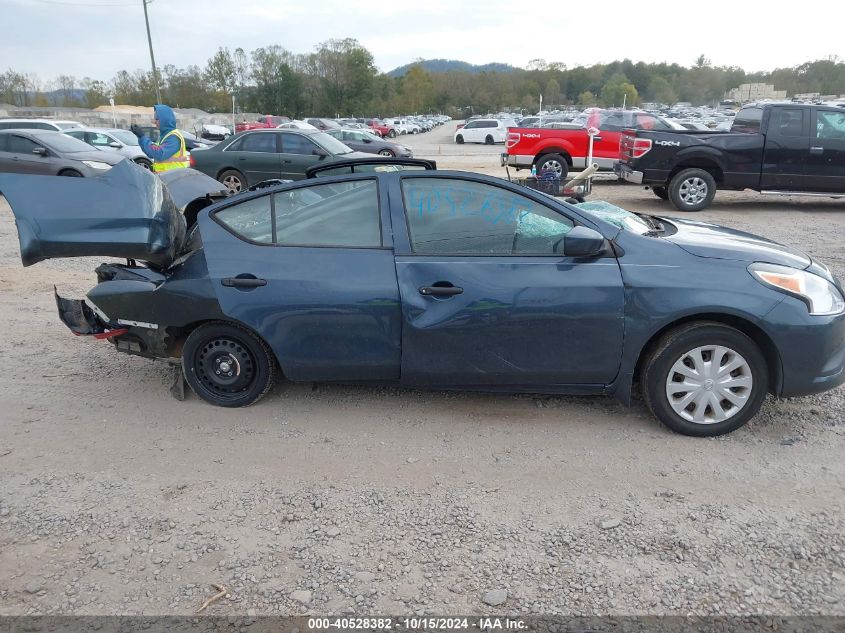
[0,123,843,617]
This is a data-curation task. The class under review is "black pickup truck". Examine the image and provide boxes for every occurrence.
[615,103,845,211]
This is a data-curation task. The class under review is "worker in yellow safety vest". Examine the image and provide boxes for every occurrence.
[131,104,189,172]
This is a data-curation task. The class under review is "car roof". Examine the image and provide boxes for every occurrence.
[0,128,66,137]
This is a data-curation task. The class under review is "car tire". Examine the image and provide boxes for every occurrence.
[455,134,464,145]
[219,169,246,194]
[134,158,152,171]
[652,186,669,200]
[182,321,276,408]
[534,154,569,180]
[388,129,397,138]
[668,168,716,212]
[59,169,83,177]
[378,149,395,157]
[642,322,768,437]
[485,135,494,145]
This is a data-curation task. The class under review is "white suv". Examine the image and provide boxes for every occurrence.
[454,118,513,145]
[0,118,85,132]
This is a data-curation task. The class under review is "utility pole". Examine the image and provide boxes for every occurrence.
[142,0,162,104]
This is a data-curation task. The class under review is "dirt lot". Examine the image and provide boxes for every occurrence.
[0,123,843,617]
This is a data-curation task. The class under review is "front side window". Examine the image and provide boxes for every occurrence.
[273,180,381,247]
[281,133,320,155]
[401,178,574,255]
[8,135,41,154]
[214,195,273,244]
[88,132,113,147]
[463,122,477,129]
[815,110,845,140]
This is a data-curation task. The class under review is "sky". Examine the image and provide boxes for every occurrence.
[2,0,844,83]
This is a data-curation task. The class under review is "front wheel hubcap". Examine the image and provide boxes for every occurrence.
[665,345,753,424]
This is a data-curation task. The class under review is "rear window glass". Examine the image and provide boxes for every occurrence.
[214,195,273,244]
[272,180,381,248]
[732,107,763,133]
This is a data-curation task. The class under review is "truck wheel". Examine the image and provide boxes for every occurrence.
[535,154,569,179]
[668,168,716,212]
[652,186,669,200]
[455,134,464,145]
[642,322,768,437]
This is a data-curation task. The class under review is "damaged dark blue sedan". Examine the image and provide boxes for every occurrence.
[1,159,843,436]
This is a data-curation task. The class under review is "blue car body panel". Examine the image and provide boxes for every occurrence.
[5,164,844,405]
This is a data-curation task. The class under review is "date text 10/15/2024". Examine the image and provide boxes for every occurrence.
[307,617,527,630]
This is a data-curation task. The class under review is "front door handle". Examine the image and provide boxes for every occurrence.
[810,146,824,155]
[419,285,463,297]
[593,136,603,142]
[222,276,267,288]
[282,159,292,164]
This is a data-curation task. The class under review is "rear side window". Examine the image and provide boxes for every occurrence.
[732,107,763,133]
[214,195,273,244]
[773,108,805,137]
[273,180,381,247]
[238,133,278,153]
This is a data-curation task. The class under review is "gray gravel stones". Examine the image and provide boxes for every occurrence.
[482,589,508,606]
[290,590,312,605]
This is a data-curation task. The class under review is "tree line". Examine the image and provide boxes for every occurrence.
[1,42,843,117]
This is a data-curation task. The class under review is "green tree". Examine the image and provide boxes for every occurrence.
[544,78,561,108]
[600,73,638,106]
[400,64,433,113]
[578,90,596,106]
[646,75,676,104]
[205,47,236,93]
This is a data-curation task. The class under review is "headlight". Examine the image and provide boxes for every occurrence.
[82,160,112,170]
[749,263,845,315]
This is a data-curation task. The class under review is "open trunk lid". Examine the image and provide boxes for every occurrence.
[0,161,225,268]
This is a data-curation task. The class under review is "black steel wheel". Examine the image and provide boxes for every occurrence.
[182,322,275,407]
[455,134,464,145]
[485,135,494,145]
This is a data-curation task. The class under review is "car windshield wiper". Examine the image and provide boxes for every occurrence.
[637,213,666,235]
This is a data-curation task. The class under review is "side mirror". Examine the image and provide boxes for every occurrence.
[562,226,606,257]
[363,138,372,144]
[108,141,121,148]
[313,148,329,157]
[32,147,47,156]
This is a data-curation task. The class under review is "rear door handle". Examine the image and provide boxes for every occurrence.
[593,136,603,141]
[419,285,463,297]
[222,277,267,288]
[810,146,824,155]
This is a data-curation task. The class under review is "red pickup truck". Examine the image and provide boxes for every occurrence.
[235,115,291,133]
[502,109,681,178]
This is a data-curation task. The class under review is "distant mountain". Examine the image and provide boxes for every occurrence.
[387,59,519,77]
